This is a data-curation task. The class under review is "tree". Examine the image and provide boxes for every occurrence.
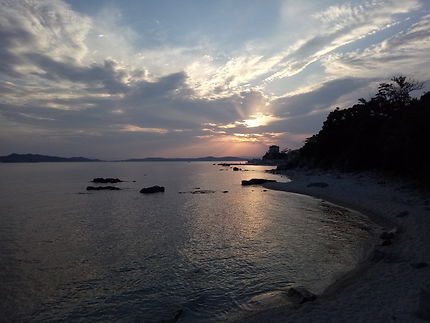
[299,75,429,181]
[374,75,423,106]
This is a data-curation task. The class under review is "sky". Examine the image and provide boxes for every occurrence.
[1,0,429,159]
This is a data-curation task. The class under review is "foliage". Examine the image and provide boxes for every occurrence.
[299,76,430,181]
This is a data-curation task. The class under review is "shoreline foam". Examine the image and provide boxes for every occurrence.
[242,169,430,322]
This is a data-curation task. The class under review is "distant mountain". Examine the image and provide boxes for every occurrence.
[0,153,248,163]
[0,153,101,163]
[121,156,247,162]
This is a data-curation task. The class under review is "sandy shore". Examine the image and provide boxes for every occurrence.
[244,169,430,322]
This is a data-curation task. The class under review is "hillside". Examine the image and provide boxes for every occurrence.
[297,76,430,181]
[0,153,100,163]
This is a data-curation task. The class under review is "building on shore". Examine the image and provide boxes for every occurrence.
[262,145,285,161]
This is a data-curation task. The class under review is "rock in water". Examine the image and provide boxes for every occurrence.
[241,178,277,186]
[140,185,165,194]
[286,286,317,304]
[396,211,409,218]
[411,262,429,269]
[380,231,395,240]
[86,186,121,191]
[91,177,123,183]
[246,286,316,311]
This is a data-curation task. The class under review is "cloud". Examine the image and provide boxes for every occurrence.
[266,0,422,82]
[322,13,430,81]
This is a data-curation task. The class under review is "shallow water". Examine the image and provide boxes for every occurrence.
[0,162,377,322]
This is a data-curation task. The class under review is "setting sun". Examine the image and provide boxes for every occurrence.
[242,112,283,128]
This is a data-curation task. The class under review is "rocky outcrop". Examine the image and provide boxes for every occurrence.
[91,177,123,183]
[86,186,121,191]
[241,178,277,186]
[140,185,165,194]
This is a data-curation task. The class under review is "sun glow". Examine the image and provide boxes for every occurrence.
[243,112,283,128]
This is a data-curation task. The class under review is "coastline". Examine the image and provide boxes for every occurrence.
[244,169,430,322]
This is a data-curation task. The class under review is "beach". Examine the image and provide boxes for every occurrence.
[246,169,430,322]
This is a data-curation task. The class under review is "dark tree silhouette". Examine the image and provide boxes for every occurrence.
[298,76,429,182]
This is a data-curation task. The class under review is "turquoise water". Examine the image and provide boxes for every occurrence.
[0,162,376,322]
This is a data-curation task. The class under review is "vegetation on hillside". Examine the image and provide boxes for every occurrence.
[297,76,430,180]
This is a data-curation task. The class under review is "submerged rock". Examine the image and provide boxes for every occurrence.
[241,178,277,186]
[381,239,392,246]
[91,177,123,183]
[191,190,215,194]
[173,309,183,322]
[86,186,121,191]
[179,190,216,194]
[396,210,409,218]
[140,185,165,194]
[380,231,395,240]
[246,286,316,311]
[286,286,317,304]
[411,262,429,269]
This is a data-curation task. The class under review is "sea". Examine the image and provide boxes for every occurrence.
[0,162,377,322]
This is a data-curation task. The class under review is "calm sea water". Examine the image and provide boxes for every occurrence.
[0,162,377,322]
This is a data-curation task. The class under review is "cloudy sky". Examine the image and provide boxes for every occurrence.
[1,0,429,159]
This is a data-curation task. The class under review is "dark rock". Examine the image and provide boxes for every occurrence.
[411,262,429,269]
[307,182,329,188]
[286,286,317,304]
[396,211,409,218]
[223,191,229,193]
[173,309,183,322]
[380,231,395,240]
[178,190,215,194]
[416,288,430,320]
[241,178,277,186]
[191,190,215,194]
[381,239,392,246]
[140,185,165,194]
[91,177,122,183]
[233,167,242,171]
[86,186,121,191]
